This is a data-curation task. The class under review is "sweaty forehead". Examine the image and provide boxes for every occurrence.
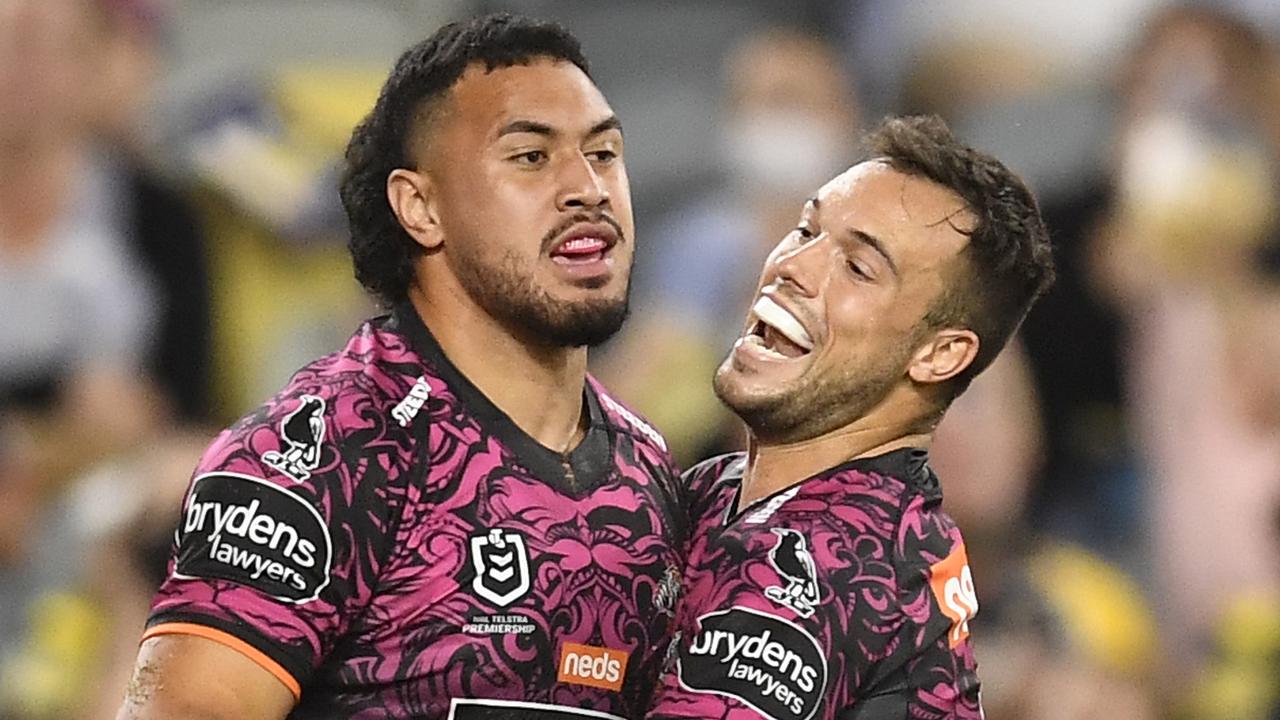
[816,161,974,257]
[443,58,611,138]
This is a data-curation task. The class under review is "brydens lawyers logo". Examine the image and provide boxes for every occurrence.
[558,643,630,692]
[678,606,827,720]
[175,472,333,603]
[470,529,531,607]
[929,542,979,647]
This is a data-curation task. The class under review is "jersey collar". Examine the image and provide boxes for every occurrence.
[386,302,611,494]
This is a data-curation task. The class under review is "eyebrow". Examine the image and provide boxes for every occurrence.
[588,115,623,137]
[848,228,899,278]
[496,114,623,140]
[497,119,555,138]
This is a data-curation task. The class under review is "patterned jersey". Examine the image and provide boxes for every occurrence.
[146,304,685,719]
[648,449,983,720]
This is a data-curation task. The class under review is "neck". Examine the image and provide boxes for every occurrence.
[407,279,588,454]
[739,403,935,510]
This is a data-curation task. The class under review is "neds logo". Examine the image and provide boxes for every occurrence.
[557,643,629,692]
[679,607,828,720]
[175,472,333,603]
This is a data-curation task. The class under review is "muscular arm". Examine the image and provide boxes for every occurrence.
[116,635,296,720]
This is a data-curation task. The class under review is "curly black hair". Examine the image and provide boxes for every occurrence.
[865,115,1056,395]
[339,14,590,307]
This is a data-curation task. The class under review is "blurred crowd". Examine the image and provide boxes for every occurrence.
[1,0,1279,718]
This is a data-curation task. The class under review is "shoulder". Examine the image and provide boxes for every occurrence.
[200,317,428,485]
[683,453,745,494]
[681,453,745,531]
[895,489,967,571]
[170,320,428,605]
[588,376,673,458]
[892,486,978,651]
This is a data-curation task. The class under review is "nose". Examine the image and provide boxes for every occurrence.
[772,233,834,298]
[556,152,610,211]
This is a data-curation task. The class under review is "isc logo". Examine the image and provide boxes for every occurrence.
[557,642,629,692]
[929,542,979,647]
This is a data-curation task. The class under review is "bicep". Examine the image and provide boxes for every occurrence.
[117,635,295,720]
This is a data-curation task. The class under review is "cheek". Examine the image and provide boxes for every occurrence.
[822,292,911,363]
[446,173,539,236]
[870,281,935,337]
[598,165,635,243]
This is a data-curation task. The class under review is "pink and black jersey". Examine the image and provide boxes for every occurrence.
[648,449,983,720]
[146,304,684,719]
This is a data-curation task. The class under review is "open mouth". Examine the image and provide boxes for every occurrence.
[549,223,619,266]
[743,295,814,360]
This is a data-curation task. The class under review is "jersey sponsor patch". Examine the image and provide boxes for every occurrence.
[929,542,979,647]
[461,612,537,636]
[764,528,821,618]
[447,698,626,720]
[391,376,431,427]
[469,529,531,607]
[678,606,828,720]
[558,643,629,692]
[174,472,333,603]
[261,394,327,482]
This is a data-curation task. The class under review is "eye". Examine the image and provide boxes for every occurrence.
[793,225,815,242]
[587,149,618,163]
[512,150,548,165]
[847,260,872,281]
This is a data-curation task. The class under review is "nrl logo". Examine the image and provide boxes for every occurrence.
[764,528,821,619]
[262,395,327,483]
[470,529,531,608]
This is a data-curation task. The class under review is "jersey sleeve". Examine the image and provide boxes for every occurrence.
[145,383,414,699]
[885,494,984,719]
[678,455,741,543]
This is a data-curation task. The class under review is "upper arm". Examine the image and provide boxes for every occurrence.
[117,635,295,720]
[140,386,410,703]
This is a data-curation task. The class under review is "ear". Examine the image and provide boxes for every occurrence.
[907,328,979,385]
[387,168,444,251]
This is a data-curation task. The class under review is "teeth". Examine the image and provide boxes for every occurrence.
[560,237,604,252]
[752,296,814,351]
[739,335,788,360]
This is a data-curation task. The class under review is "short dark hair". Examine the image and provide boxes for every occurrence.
[866,115,1055,396]
[339,13,590,307]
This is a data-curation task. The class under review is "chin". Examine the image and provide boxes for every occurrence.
[713,360,887,444]
[547,295,630,348]
[714,364,787,422]
[549,271,629,302]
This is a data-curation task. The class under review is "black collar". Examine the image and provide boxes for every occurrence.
[723,446,941,521]
[385,302,611,493]
[842,447,940,499]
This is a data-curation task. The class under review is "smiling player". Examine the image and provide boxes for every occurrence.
[117,14,683,720]
[647,116,1054,720]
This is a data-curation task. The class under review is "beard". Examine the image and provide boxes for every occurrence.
[713,338,915,444]
[449,245,631,348]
